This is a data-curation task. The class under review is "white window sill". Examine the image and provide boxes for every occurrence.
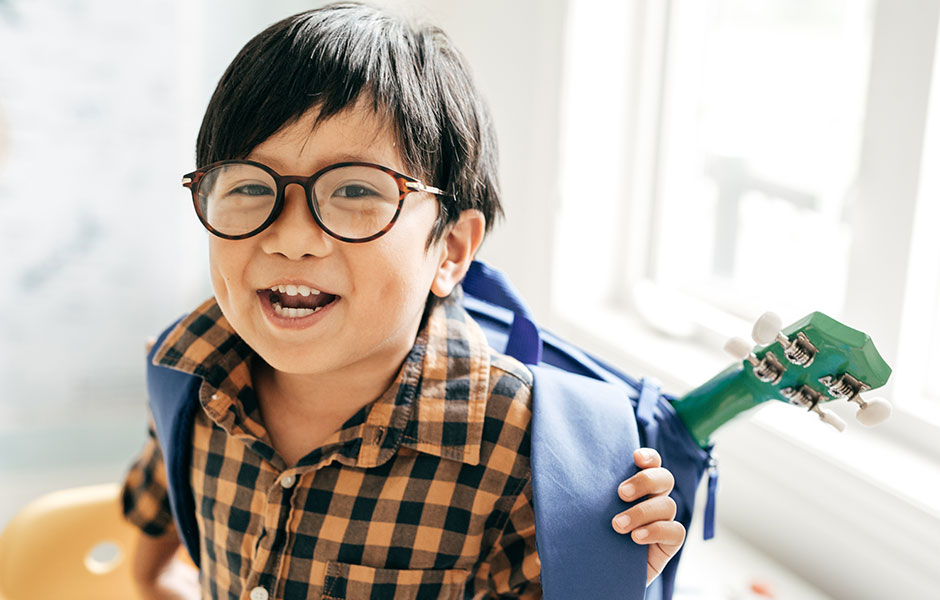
[675,523,832,600]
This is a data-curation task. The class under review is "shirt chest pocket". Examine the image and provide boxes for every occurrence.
[321,562,470,600]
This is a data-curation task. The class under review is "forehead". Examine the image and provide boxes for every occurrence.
[247,100,404,174]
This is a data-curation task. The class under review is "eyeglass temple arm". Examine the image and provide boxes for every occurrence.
[181,174,452,200]
[405,181,450,197]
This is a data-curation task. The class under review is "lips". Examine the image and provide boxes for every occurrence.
[259,284,340,319]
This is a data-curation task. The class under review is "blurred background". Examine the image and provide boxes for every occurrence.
[1,0,938,598]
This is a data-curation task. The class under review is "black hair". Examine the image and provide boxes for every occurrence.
[196,2,502,248]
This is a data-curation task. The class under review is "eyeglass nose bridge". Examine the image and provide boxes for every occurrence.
[272,174,325,227]
[277,174,314,189]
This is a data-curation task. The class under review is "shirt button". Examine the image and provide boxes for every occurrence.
[280,474,297,489]
[249,586,269,600]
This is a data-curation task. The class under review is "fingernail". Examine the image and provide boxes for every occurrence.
[614,515,630,531]
[619,483,635,499]
[634,528,648,540]
[637,449,651,461]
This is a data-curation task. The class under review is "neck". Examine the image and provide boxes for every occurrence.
[254,341,410,422]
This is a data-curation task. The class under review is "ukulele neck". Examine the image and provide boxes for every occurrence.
[670,364,766,448]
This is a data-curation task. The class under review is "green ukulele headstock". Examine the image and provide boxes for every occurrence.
[745,311,890,422]
[674,311,892,447]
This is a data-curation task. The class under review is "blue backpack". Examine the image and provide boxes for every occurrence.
[147,261,716,600]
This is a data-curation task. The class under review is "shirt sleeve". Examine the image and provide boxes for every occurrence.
[121,414,177,538]
[479,476,542,598]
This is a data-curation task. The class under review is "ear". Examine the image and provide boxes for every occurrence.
[430,209,486,298]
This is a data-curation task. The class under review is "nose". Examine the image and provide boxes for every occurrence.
[258,182,333,259]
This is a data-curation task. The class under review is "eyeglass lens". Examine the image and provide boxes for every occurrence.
[196,163,402,240]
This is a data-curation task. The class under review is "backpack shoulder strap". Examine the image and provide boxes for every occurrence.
[146,318,203,567]
[529,365,648,600]
[464,261,693,599]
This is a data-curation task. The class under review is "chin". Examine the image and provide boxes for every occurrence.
[251,339,329,375]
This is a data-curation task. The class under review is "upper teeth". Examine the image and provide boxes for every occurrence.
[271,284,320,296]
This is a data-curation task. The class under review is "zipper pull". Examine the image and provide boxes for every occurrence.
[704,456,718,540]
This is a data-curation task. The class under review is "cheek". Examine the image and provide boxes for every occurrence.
[365,250,418,307]
[207,240,247,306]
[355,235,439,315]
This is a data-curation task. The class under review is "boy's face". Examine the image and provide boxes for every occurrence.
[208,101,446,379]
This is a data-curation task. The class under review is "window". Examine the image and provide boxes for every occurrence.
[556,0,940,439]
[553,1,940,596]
[649,0,871,323]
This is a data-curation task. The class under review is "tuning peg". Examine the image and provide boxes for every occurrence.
[752,312,783,345]
[813,405,847,432]
[854,396,892,426]
[724,336,754,362]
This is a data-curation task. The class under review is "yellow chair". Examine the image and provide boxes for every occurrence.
[0,483,138,599]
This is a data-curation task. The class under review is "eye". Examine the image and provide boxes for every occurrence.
[228,183,275,197]
[333,183,381,199]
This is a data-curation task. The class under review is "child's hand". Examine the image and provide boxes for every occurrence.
[136,557,200,600]
[132,531,200,600]
[610,448,686,586]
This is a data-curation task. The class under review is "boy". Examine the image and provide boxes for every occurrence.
[122,3,685,598]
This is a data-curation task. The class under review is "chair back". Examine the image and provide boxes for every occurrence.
[0,483,137,600]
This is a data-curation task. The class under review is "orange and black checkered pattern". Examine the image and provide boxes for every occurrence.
[122,292,541,598]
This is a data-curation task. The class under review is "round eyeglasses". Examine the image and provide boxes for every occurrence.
[181,160,455,243]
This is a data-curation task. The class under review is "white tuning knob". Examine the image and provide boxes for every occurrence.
[855,397,892,426]
[752,312,783,345]
[724,336,753,361]
[816,407,847,432]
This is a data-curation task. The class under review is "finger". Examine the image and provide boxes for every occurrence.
[631,520,686,547]
[618,467,675,501]
[633,447,661,469]
[146,336,157,353]
[611,495,677,534]
[642,522,687,586]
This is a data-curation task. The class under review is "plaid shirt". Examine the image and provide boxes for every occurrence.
[122,292,540,599]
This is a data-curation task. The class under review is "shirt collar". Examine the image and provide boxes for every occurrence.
[396,289,491,466]
[152,289,491,467]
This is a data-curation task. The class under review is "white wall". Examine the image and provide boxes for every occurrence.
[412,1,568,321]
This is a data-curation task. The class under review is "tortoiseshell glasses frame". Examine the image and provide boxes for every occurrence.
[181,159,455,243]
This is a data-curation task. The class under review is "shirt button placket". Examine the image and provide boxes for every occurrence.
[268,471,299,595]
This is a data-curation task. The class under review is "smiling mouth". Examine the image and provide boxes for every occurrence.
[260,286,340,318]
